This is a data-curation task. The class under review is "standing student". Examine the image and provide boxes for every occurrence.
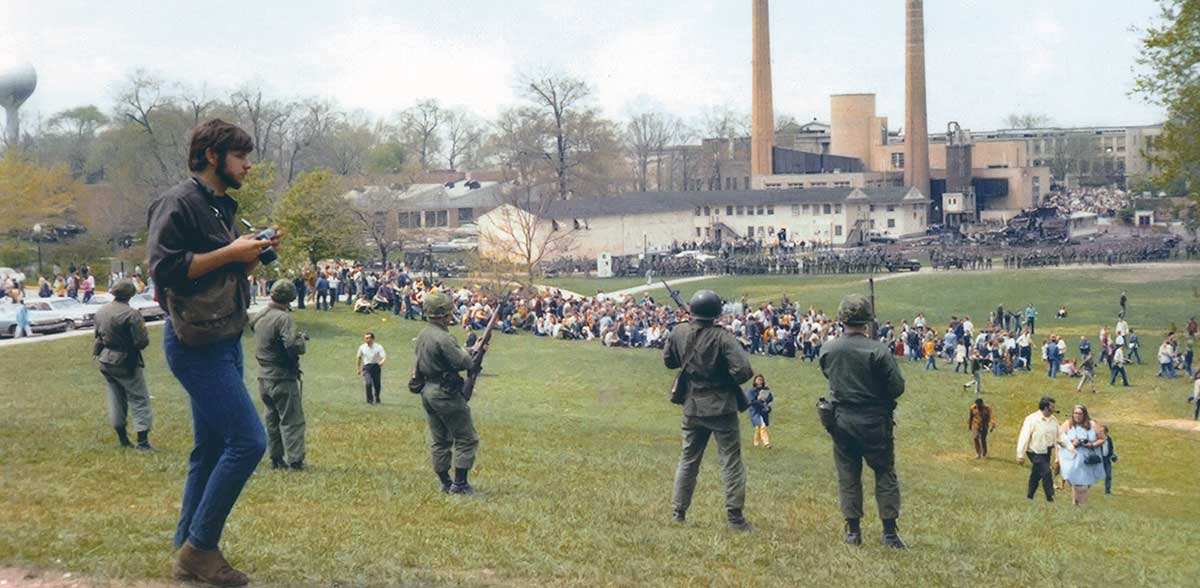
[356,332,387,404]
[1058,405,1105,506]
[968,398,995,459]
[1017,396,1059,502]
[1109,343,1130,387]
[148,119,281,587]
[745,374,774,449]
[1100,425,1117,495]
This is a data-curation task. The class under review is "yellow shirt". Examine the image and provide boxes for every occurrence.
[1017,411,1059,458]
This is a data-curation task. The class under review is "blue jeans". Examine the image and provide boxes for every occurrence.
[164,320,267,551]
[1047,359,1059,378]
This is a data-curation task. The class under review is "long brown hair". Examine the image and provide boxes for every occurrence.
[752,374,766,388]
[1070,404,1092,429]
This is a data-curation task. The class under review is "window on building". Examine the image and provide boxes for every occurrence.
[756,206,764,215]
[727,206,734,215]
[373,211,387,235]
[425,211,437,226]
[869,205,876,212]
[703,206,711,216]
[788,182,804,188]
[695,207,701,216]
[705,227,711,237]
[398,211,413,229]
[743,177,750,189]
[886,205,895,212]
[791,204,800,216]
[834,204,842,214]
[457,207,474,223]
[887,218,896,229]
[737,206,745,215]
[802,204,810,213]
[436,210,448,227]
[696,227,702,237]
[834,181,850,187]
[811,181,827,187]
[835,225,843,236]
[891,152,905,169]
[823,204,832,214]
[767,206,774,215]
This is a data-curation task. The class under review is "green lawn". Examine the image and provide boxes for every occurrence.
[2,267,1199,586]
[540,276,650,295]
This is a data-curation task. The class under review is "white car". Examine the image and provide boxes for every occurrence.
[86,292,166,321]
[24,297,96,329]
[0,302,70,337]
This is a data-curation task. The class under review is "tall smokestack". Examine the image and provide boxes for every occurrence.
[751,0,774,178]
[904,0,930,197]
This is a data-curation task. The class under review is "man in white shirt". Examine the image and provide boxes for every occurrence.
[356,332,387,404]
[1016,396,1059,502]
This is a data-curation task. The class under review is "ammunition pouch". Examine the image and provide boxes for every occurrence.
[407,368,425,394]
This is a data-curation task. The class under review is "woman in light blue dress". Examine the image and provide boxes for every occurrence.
[1058,404,1106,505]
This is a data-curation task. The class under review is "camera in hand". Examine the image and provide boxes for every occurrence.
[241,219,278,265]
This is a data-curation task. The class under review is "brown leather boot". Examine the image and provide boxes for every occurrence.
[173,541,249,587]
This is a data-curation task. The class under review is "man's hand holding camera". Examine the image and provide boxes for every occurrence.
[226,227,284,269]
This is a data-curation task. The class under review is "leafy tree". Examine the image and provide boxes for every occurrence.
[366,141,408,174]
[228,162,278,227]
[0,150,80,235]
[1134,0,1200,200]
[275,169,359,267]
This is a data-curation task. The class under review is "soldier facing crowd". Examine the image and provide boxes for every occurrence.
[92,279,155,450]
[818,294,907,548]
[663,289,754,531]
[250,280,308,471]
[413,292,481,494]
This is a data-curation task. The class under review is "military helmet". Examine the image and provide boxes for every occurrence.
[110,279,138,302]
[270,280,297,304]
[423,292,453,319]
[689,289,723,320]
[837,294,874,325]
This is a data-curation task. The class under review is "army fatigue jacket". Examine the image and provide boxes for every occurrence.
[94,301,150,369]
[663,320,754,417]
[249,303,307,379]
[818,333,905,412]
[415,323,474,398]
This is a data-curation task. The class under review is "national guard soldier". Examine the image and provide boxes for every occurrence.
[93,279,154,450]
[414,292,480,494]
[663,289,754,531]
[818,294,906,548]
[250,280,308,470]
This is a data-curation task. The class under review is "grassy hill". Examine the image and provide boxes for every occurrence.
[1,266,1198,586]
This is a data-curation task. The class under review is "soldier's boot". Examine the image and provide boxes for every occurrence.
[726,509,753,532]
[115,427,132,448]
[844,518,863,546]
[173,541,249,587]
[671,510,686,524]
[436,470,453,493]
[135,430,154,451]
[761,427,772,448]
[270,457,287,470]
[288,461,305,471]
[881,519,907,549]
[450,467,474,495]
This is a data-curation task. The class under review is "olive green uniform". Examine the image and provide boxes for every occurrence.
[414,323,479,472]
[250,303,307,465]
[818,333,905,520]
[93,300,153,432]
[663,320,754,514]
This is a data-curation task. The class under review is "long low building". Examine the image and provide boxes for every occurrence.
[476,187,930,260]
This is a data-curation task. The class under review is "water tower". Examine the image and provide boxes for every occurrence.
[0,62,38,146]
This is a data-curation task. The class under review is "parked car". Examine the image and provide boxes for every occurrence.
[0,302,70,337]
[23,296,96,329]
[85,292,166,321]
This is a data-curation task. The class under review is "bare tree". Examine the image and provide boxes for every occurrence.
[1005,112,1053,129]
[281,99,339,184]
[179,83,218,126]
[521,71,591,199]
[443,108,484,171]
[398,99,444,170]
[347,170,416,266]
[626,110,676,191]
[478,181,577,284]
[114,71,175,184]
[230,86,291,160]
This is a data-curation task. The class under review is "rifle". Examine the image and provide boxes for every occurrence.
[460,307,499,402]
[662,280,688,312]
[868,277,878,339]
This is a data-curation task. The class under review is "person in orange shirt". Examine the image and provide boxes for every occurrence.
[923,336,938,370]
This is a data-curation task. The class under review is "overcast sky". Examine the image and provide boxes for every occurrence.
[1,0,1165,133]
